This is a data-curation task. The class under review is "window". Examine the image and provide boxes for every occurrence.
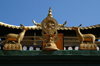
[64,47,66,50]
[36,47,40,50]
[98,39,100,42]
[97,46,99,50]
[29,46,34,50]
[75,46,79,50]
[68,46,73,50]
[23,46,27,50]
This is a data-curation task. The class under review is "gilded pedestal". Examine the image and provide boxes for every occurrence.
[4,43,22,50]
[79,43,97,50]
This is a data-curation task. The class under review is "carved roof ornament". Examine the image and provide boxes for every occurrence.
[41,7,58,35]
[47,7,53,17]
[41,7,59,50]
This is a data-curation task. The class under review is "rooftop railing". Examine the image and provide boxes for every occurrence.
[0,36,100,50]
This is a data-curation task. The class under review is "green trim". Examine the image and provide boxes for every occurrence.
[0,50,100,56]
[0,50,100,65]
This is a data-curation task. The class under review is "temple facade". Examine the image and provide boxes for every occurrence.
[0,7,100,50]
[0,7,100,66]
[0,21,100,50]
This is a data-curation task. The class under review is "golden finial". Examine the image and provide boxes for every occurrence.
[47,7,53,17]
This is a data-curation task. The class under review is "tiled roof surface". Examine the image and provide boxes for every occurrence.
[0,22,100,30]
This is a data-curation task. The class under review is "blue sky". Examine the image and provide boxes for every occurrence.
[0,0,100,27]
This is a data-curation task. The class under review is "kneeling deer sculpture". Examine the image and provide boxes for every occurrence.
[6,24,29,44]
[72,24,95,44]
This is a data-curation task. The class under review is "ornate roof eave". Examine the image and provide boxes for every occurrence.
[80,24,100,30]
[58,24,100,30]
[0,22,100,30]
[0,22,39,30]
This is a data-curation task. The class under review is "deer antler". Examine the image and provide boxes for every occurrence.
[33,19,41,26]
[78,24,82,27]
[63,21,67,25]
[33,20,36,25]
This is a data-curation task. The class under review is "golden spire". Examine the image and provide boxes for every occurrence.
[47,7,53,17]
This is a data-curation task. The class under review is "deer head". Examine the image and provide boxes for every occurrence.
[20,24,29,30]
[72,24,82,30]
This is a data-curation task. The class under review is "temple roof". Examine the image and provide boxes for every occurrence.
[0,22,100,30]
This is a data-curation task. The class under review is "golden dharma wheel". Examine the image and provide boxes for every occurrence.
[41,16,58,36]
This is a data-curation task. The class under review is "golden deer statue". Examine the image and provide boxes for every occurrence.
[6,24,29,44]
[72,24,95,44]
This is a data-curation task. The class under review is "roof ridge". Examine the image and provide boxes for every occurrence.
[0,22,100,30]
